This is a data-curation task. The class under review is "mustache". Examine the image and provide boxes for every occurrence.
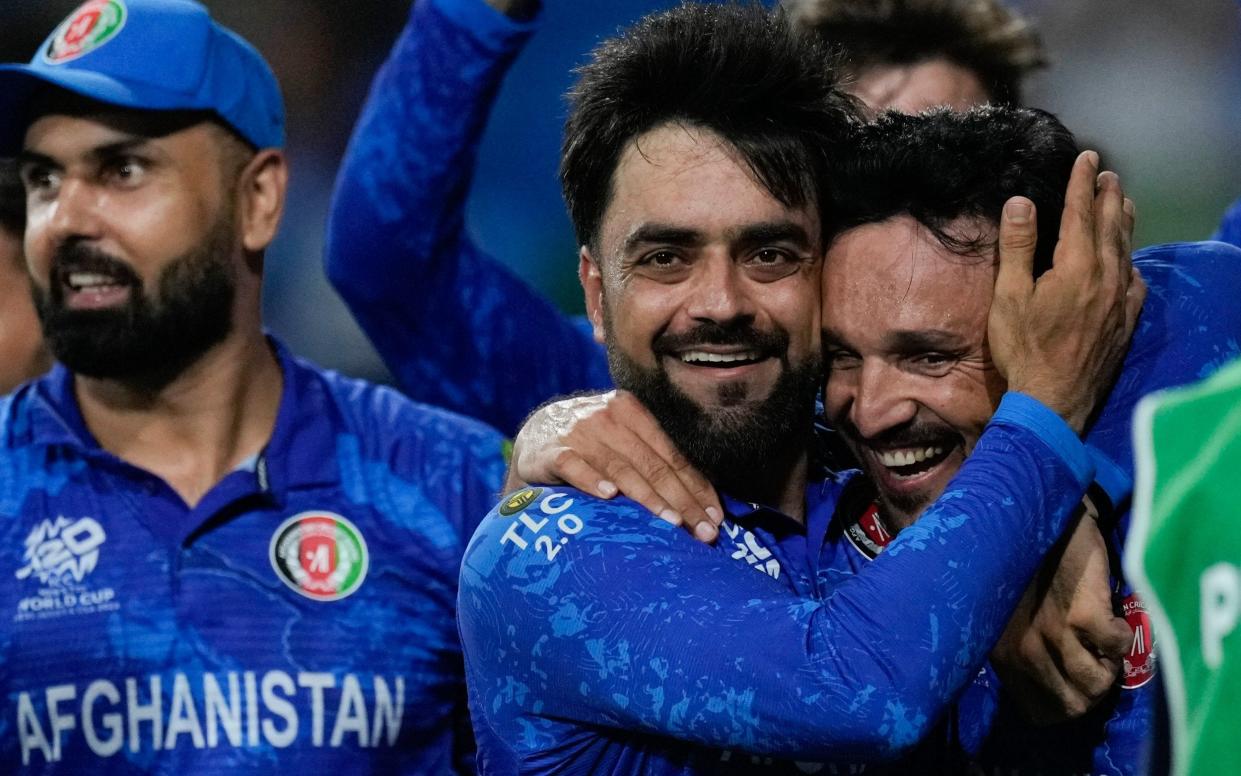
[653,319,789,357]
[837,417,962,451]
[50,242,142,289]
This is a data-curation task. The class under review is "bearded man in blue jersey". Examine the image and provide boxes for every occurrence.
[0,1,505,772]
[457,5,1146,774]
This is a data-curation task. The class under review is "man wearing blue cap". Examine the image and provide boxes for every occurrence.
[0,1,505,772]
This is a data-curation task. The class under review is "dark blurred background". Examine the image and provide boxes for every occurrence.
[3,0,1238,382]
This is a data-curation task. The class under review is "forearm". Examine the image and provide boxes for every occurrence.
[462,403,1092,760]
[326,0,536,296]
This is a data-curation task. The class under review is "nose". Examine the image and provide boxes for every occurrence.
[683,253,755,324]
[845,359,918,441]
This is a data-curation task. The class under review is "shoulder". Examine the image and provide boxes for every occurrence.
[1134,239,1241,289]
[283,354,508,543]
[296,355,508,471]
[461,485,687,592]
[1129,241,1241,374]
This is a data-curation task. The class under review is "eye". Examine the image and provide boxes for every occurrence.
[18,163,60,199]
[907,352,955,375]
[825,349,861,370]
[102,156,148,187]
[745,247,800,281]
[644,249,683,268]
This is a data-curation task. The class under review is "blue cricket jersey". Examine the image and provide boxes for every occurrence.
[958,241,1241,775]
[1211,199,1241,248]
[459,394,1098,774]
[325,0,610,437]
[0,339,507,773]
[459,242,1241,775]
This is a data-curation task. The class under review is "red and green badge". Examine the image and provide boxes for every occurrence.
[270,512,369,601]
[43,0,128,65]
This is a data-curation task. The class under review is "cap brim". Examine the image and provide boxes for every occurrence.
[0,63,201,155]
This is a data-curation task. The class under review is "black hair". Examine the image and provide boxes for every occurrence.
[786,0,1047,105]
[824,106,1078,276]
[0,158,24,236]
[560,2,861,250]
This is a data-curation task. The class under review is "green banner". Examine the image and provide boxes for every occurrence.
[1127,357,1241,776]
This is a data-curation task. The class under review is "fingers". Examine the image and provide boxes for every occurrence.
[618,394,724,532]
[1053,150,1101,276]
[544,448,616,499]
[511,390,723,543]
[1093,171,1126,289]
[561,393,721,542]
[995,197,1038,300]
[1122,197,1136,271]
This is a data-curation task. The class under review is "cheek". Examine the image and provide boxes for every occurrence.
[936,383,998,451]
[606,284,676,357]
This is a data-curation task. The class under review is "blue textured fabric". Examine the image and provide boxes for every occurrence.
[1210,200,1241,247]
[0,339,506,773]
[459,405,1095,774]
[894,243,1241,775]
[325,0,609,437]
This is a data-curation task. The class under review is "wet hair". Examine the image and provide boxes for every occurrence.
[824,105,1078,276]
[786,0,1047,105]
[0,158,24,236]
[560,2,861,250]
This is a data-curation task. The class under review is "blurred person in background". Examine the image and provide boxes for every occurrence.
[0,160,51,392]
[325,0,1046,438]
[0,0,503,771]
[784,0,1045,112]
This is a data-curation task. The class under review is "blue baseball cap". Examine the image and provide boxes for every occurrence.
[0,0,284,154]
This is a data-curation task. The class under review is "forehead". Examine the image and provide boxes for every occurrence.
[23,109,221,162]
[598,123,820,252]
[823,215,995,336]
[851,58,989,114]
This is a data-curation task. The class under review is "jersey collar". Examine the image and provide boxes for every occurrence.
[21,335,341,501]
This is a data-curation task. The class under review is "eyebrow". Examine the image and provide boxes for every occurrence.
[731,221,813,252]
[621,220,812,255]
[620,223,704,254]
[822,327,967,352]
[16,137,152,170]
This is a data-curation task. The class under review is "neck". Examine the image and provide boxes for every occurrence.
[73,325,282,508]
[728,445,811,523]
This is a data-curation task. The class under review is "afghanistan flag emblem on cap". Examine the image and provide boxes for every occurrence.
[270,512,369,601]
[43,0,128,65]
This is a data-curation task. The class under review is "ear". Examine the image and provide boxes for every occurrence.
[578,246,606,344]
[237,149,288,255]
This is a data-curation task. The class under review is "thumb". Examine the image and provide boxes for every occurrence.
[996,197,1038,300]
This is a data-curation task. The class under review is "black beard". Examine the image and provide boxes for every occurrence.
[31,214,237,392]
[606,318,822,504]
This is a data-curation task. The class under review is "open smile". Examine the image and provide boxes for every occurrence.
[57,266,136,311]
[864,440,961,497]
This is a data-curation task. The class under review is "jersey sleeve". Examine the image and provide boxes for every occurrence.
[324,0,611,437]
[1210,198,1241,248]
[459,394,1096,762]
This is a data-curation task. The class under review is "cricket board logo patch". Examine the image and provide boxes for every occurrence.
[270,512,369,601]
[43,0,128,65]
[1121,592,1157,689]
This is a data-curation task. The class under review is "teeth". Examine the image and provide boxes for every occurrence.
[67,272,118,290]
[680,350,759,364]
[879,446,945,468]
